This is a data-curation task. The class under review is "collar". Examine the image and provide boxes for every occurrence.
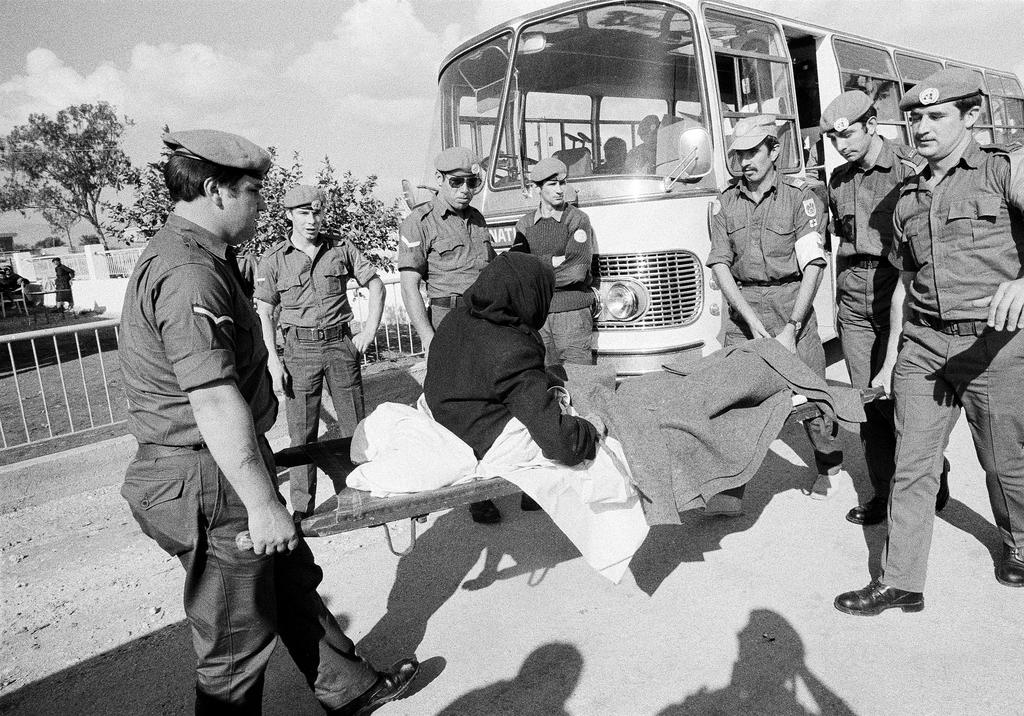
[532,203,568,224]
[737,170,780,202]
[920,135,978,179]
[868,138,895,170]
[431,194,468,219]
[165,214,231,260]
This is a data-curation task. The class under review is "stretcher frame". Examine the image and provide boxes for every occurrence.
[274,387,885,555]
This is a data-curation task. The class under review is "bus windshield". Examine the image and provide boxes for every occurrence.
[489,2,706,188]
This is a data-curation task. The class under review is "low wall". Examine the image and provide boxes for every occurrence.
[41,278,129,317]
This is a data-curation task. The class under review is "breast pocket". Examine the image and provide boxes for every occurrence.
[276,272,305,310]
[947,196,1002,246]
[725,216,751,255]
[432,235,467,273]
[764,220,798,258]
[121,455,198,557]
[322,257,351,296]
[836,200,857,242]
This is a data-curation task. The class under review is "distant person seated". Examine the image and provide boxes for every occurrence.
[424,252,602,468]
[594,137,627,174]
[0,266,31,307]
[624,114,661,174]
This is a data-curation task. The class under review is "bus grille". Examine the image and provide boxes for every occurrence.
[596,250,703,330]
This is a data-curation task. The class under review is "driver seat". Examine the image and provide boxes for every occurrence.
[552,148,593,177]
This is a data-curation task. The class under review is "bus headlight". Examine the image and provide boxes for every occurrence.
[605,282,641,320]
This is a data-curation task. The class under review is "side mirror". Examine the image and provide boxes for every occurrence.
[662,127,713,192]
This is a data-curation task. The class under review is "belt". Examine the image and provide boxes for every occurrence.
[289,324,351,342]
[842,255,884,269]
[912,312,990,336]
[429,295,463,309]
[737,275,801,287]
[136,442,208,459]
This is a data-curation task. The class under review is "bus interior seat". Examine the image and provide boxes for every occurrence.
[553,147,593,177]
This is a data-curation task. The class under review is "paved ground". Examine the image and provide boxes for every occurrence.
[1,358,1021,715]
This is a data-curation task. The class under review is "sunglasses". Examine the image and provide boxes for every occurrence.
[446,176,483,190]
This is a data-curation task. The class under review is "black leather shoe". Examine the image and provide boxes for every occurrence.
[996,544,1024,587]
[332,659,419,716]
[520,493,542,511]
[935,458,950,513]
[834,579,924,616]
[846,497,887,526]
[470,499,502,524]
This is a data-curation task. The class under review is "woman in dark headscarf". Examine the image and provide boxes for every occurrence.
[424,252,600,467]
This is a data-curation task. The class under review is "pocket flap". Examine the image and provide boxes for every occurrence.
[122,477,185,510]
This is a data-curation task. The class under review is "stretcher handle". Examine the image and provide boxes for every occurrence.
[861,385,889,402]
[235,531,302,552]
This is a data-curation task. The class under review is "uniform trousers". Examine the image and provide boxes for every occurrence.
[283,328,364,514]
[836,263,899,499]
[540,307,595,366]
[122,439,377,714]
[724,282,843,475]
[882,320,1024,591]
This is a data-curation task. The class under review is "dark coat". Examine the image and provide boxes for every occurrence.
[424,252,599,464]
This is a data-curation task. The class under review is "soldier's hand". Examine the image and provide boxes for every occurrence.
[269,361,293,399]
[352,331,374,355]
[870,361,896,398]
[774,324,797,353]
[246,503,299,555]
[744,315,773,340]
[972,279,1024,331]
[422,333,433,359]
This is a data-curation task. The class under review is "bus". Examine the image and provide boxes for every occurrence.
[404,0,1024,375]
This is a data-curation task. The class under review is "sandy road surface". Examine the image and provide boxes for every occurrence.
[2,358,1022,715]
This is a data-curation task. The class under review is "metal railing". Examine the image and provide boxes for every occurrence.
[103,248,145,277]
[27,253,91,281]
[0,283,423,452]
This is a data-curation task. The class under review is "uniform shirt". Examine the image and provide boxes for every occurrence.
[827,138,920,259]
[510,203,595,312]
[890,140,1024,320]
[255,232,377,328]
[707,172,826,282]
[397,195,495,298]
[120,214,277,446]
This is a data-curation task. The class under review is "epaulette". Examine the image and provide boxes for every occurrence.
[782,174,807,189]
[889,142,925,172]
[980,141,1024,154]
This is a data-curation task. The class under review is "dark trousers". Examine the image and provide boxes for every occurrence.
[724,283,843,475]
[284,329,365,514]
[882,321,1024,591]
[122,440,377,714]
[539,307,595,366]
[837,264,898,500]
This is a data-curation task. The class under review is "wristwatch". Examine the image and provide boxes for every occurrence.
[787,318,803,332]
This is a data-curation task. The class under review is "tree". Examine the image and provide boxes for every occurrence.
[0,102,138,247]
[105,125,173,243]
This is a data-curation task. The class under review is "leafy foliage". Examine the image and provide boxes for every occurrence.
[0,102,138,246]
[105,127,172,244]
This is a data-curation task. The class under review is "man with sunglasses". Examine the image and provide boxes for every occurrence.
[510,157,597,366]
[399,146,499,523]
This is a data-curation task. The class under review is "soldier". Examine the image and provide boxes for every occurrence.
[706,114,843,514]
[821,90,950,526]
[399,146,501,524]
[836,68,1024,616]
[119,130,417,713]
[510,157,597,366]
[256,185,385,523]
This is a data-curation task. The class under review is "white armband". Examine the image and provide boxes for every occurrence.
[794,231,826,272]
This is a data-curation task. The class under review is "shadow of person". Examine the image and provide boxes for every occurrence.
[356,504,578,665]
[659,609,854,716]
[630,434,827,595]
[436,642,583,716]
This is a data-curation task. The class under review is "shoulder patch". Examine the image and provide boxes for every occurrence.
[192,305,234,326]
[802,198,817,218]
[573,228,588,243]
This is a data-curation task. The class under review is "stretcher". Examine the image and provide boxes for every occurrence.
[255,386,886,555]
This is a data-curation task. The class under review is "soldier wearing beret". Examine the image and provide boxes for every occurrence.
[255,185,385,523]
[510,157,597,366]
[706,114,843,514]
[398,146,501,523]
[120,130,417,713]
[821,90,950,526]
[836,69,1024,616]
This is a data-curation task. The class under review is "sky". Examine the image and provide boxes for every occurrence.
[2,0,1023,244]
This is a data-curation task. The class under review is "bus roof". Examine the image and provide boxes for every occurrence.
[439,0,1021,83]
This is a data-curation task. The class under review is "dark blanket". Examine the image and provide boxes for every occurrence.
[565,338,866,526]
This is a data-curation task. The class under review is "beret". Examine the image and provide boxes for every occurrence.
[528,157,568,184]
[899,68,985,111]
[434,147,480,175]
[162,129,272,174]
[729,115,778,153]
[821,91,874,132]
[282,185,326,210]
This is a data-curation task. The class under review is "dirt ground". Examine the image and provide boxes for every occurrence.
[2,357,1023,715]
